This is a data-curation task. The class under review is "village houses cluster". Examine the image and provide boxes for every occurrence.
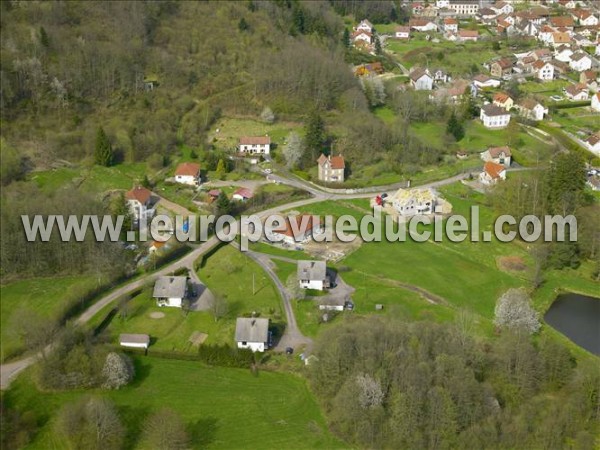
[351,0,599,158]
[119,0,598,356]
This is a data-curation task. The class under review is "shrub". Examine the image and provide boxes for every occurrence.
[101,352,135,389]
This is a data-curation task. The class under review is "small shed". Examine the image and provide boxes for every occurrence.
[375,304,384,310]
[119,333,150,349]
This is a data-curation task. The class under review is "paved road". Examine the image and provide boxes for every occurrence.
[0,171,472,389]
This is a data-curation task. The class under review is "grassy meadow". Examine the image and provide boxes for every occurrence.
[4,357,345,450]
[0,276,96,362]
[280,182,599,344]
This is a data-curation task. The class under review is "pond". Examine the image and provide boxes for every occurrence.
[544,293,600,356]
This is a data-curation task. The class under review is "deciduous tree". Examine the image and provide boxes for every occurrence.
[141,408,190,450]
[494,288,540,334]
[282,132,305,169]
[101,352,134,389]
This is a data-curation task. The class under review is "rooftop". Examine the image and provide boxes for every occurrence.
[125,186,152,204]
[297,260,327,281]
[175,162,201,177]
[152,276,187,299]
[240,136,270,145]
[235,317,269,343]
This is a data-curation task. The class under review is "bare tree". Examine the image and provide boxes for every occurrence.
[286,274,305,301]
[209,295,229,322]
[57,397,124,450]
[142,407,190,450]
[260,106,275,123]
[282,132,305,169]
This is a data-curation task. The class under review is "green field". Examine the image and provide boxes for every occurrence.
[386,37,500,75]
[551,109,600,135]
[282,183,600,345]
[0,276,95,362]
[5,357,345,449]
[31,163,149,195]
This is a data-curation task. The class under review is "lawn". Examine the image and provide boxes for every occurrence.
[373,105,397,124]
[5,357,346,450]
[0,276,96,362]
[249,242,309,260]
[93,245,284,352]
[208,117,302,153]
[31,163,149,195]
[285,182,598,337]
[387,37,500,75]
[409,119,556,166]
[551,109,600,136]
[520,79,570,100]
[288,184,531,321]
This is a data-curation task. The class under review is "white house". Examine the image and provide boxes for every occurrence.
[480,104,511,129]
[355,19,373,33]
[267,214,321,245]
[125,186,154,222]
[352,30,372,45]
[174,162,201,186]
[297,260,329,291]
[480,146,512,168]
[119,334,150,350]
[153,276,187,308]
[480,161,507,185]
[555,46,574,62]
[317,154,345,183]
[232,187,254,202]
[515,98,548,121]
[472,74,501,89]
[446,0,480,16]
[409,18,438,32]
[390,188,437,217]
[235,318,270,353]
[591,93,600,112]
[572,10,598,26]
[533,60,554,81]
[410,68,433,91]
[565,83,589,100]
[443,18,458,33]
[395,26,410,39]
[491,1,513,15]
[239,136,270,154]
[559,0,577,9]
[569,52,592,72]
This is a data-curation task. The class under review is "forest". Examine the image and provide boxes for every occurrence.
[310,316,600,449]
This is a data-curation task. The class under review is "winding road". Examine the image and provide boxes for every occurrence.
[1,169,475,389]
